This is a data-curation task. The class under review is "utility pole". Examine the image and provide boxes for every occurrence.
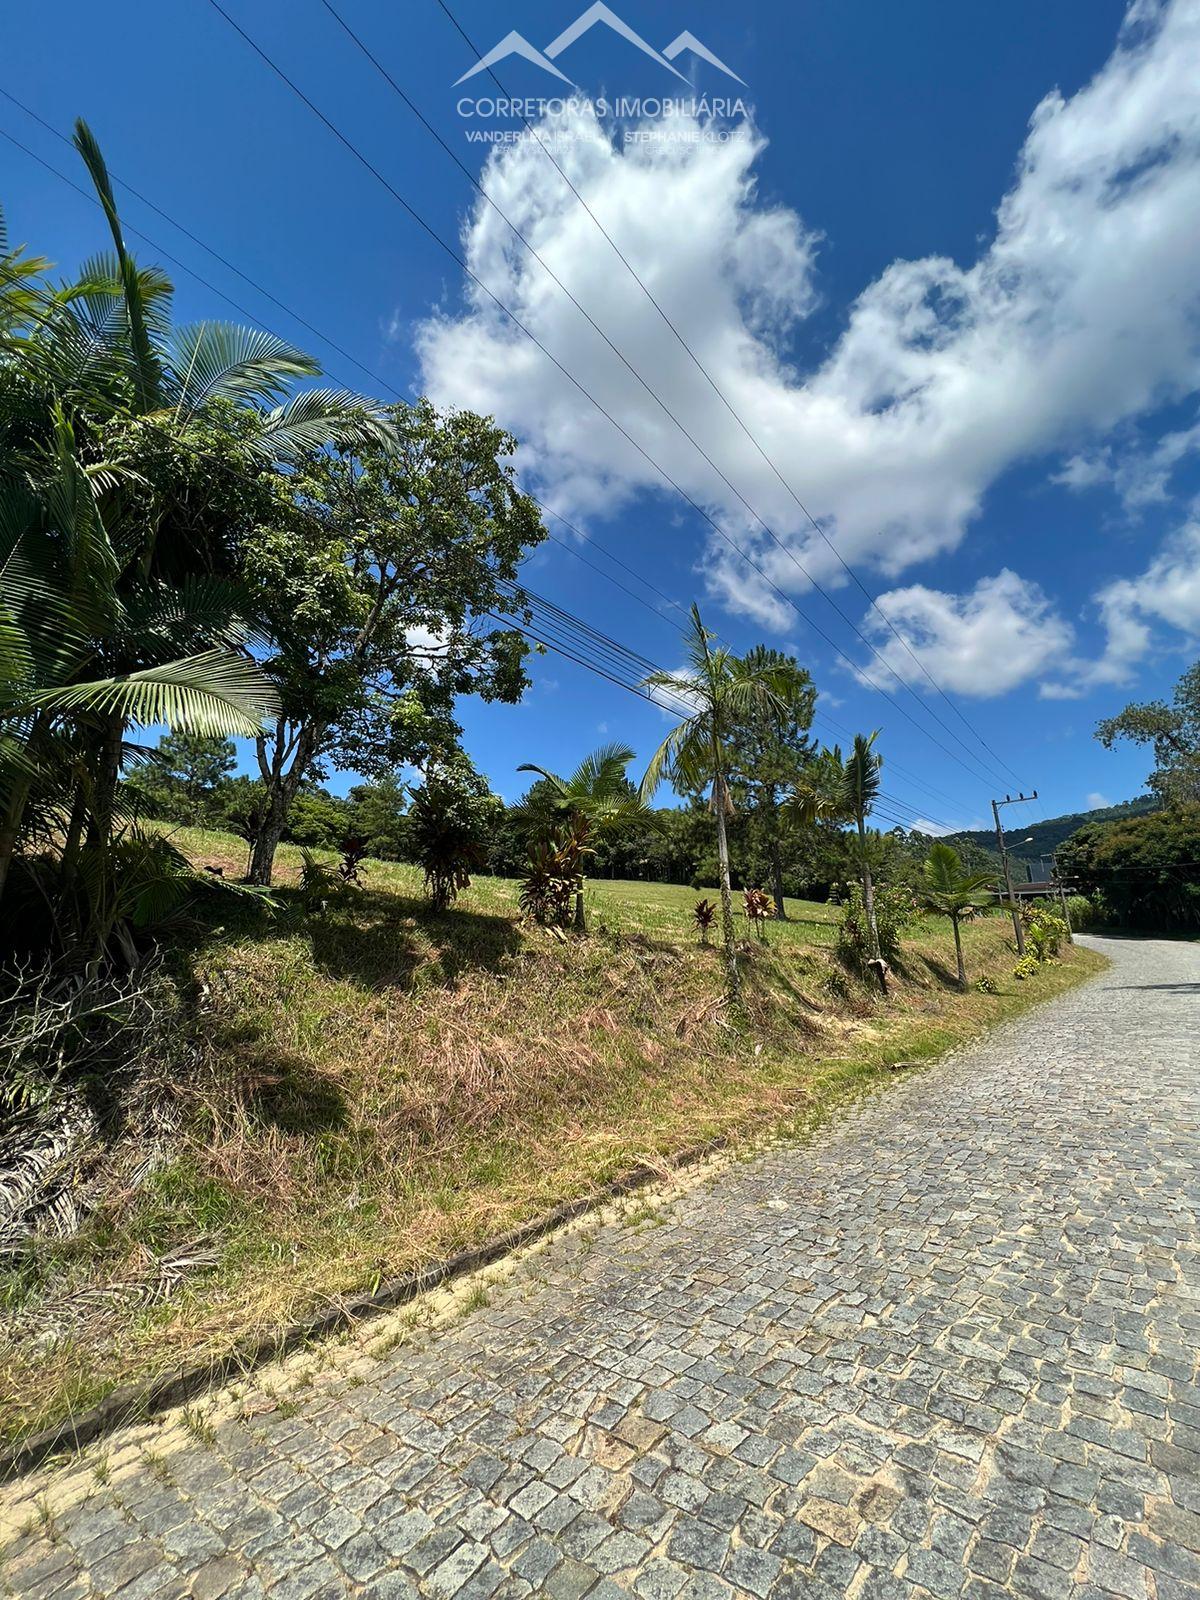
[991,792,1037,957]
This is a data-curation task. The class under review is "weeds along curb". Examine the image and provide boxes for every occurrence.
[0,1133,734,1484]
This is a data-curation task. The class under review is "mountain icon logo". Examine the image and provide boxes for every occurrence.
[453,3,746,88]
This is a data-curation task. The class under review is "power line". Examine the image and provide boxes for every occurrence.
[197,0,1011,795]
[490,587,962,833]
[0,90,688,633]
[1,100,969,829]
[430,0,1025,790]
[312,0,1015,792]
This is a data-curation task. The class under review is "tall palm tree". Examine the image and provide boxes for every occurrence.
[789,732,884,960]
[917,843,996,988]
[515,743,653,932]
[640,606,806,998]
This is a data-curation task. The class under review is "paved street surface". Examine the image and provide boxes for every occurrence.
[3,934,1198,1600]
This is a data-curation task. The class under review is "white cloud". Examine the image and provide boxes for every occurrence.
[854,570,1075,697]
[417,0,1200,628]
[1056,415,1200,511]
[1086,791,1111,809]
[1042,519,1200,694]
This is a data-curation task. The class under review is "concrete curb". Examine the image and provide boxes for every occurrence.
[0,1134,731,1483]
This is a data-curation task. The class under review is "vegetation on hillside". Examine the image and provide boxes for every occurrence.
[1058,804,1200,932]
[0,828,1103,1448]
[945,797,1158,876]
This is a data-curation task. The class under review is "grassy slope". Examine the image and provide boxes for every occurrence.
[0,827,1105,1446]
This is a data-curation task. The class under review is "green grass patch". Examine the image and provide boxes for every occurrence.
[0,827,1106,1449]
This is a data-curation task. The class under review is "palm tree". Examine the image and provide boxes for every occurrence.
[917,843,996,989]
[0,412,277,910]
[0,122,394,947]
[0,120,389,933]
[789,732,884,959]
[640,606,806,998]
[515,743,653,932]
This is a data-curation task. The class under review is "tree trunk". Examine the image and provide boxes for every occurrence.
[951,913,966,989]
[0,771,34,905]
[59,782,89,895]
[248,720,317,887]
[857,815,880,960]
[248,806,286,887]
[768,824,786,921]
[574,883,587,934]
[714,772,740,1001]
[86,715,125,848]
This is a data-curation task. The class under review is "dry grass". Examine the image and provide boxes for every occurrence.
[0,827,1106,1447]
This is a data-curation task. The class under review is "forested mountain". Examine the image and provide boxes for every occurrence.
[945,797,1158,878]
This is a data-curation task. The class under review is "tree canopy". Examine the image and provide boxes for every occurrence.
[1096,660,1200,807]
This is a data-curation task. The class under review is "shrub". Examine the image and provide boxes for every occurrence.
[1013,954,1040,980]
[298,849,341,912]
[975,974,998,994]
[1057,805,1200,931]
[743,888,773,941]
[337,834,370,885]
[1023,905,1067,962]
[1064,893,1097,929]
[692,898,717,944]
[408,757,494,913]
[519,830,584,928]
[836,883,914,972]
[821,966,853,1002]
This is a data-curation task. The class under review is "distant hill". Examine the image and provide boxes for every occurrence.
[943,797,1158,878]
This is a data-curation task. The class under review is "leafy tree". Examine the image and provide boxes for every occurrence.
[789,734,885,960]
[128,731,236,824]
[641,607,801,999]
[348,774,408,861]
[1057,805,1200,931]
[1096,660,1200,807]
[0,412,276,921]
[723,646,816,919]
[407,754,499,912]
[241,402,544,885]
[285,788,353,850]
[514,744,654,932]
[916,843,996,989]
[0,121,383,953]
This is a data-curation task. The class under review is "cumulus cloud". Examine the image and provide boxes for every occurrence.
[1056,415,1200,511]
[417,0,1200,628]
[1086,791,1111,809]
[853,570,1075,697]
[1029,520,1200,696]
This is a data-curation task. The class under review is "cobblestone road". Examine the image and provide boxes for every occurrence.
[3,935,1198,1600]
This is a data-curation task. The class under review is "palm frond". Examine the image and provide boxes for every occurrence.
[72,119,163,412]
[27,649,279,737]
[250,387,394,463]
[164,324,319,424]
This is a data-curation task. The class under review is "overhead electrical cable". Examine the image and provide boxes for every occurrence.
[429,0,1026,790]
[1,103,969,829]
[196,0,1016,795]
[309,0,1016,791]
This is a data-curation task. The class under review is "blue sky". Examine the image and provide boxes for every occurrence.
[5,0,1200,830]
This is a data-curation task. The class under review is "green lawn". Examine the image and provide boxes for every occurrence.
[167,825,845,945]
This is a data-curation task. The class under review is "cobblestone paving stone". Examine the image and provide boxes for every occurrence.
[3,934,1198,1599]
